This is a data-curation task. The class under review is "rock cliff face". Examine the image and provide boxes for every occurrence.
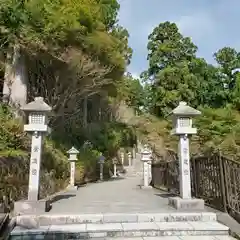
[3,46,28,109]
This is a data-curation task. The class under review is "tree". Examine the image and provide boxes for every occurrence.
[124,74,144,112]
[146,21,197,76]
[0,0,128,111]
[141,21,200,117]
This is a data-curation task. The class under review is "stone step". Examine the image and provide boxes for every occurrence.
[16,212,217,226]
[10,221,229,239]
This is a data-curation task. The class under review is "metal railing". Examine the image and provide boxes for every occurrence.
[152,150,240,222]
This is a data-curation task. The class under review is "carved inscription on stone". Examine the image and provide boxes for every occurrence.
[31,158,37,164]
[33,146,39,152]
[32,169,37,175]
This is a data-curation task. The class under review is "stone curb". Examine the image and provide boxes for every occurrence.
[15,212,217,227]
[10,221,229,238]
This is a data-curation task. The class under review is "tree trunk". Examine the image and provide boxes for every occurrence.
[3,45,28,109]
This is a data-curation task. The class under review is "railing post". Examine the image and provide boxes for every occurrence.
[192,157,198,198]
[166,162,170,192]
[219,152,227,212]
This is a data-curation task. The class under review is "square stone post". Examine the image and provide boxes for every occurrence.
[67,147,79,190]
[133,144,137,159]
[120,152,124,166]
[28,133,43,201]
[112,158,118,178]
[168,101,204,210]
[14,97,52,215]
[148,161,152,184]
[128,152,132,166]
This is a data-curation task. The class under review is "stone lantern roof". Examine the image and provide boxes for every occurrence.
[21,97,52,112]
[171,101,201,116]
[67,147,79,154]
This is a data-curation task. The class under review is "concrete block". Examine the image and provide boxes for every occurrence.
[169,213,202,222]
[201,212,217,222]
[66,185,78,191]
[140,185,153,190]
[168,197,205,210]
[13,200,50,216]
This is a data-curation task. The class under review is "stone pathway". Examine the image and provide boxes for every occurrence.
[10,175,238,239]
[48,176,176,214]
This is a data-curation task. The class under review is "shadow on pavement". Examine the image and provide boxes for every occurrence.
[50,194,76,204]
[154,193,177,198]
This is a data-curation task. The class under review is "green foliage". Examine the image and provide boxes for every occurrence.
[0,104,28,153]
[194,107,240,157]
[137,20,240,158]
[85,121,136,156]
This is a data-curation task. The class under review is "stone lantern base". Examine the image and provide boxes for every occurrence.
[139,184,152,190]
[13,199,51,215]
[67,185,78,191]
[168,196,205,210]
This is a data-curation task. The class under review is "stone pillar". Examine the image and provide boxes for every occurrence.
[133,144,136,159]
[143,162,149,187]
[128,152,132,166]
[70,161,76,186]
[179,135,191,199]
[112,158,118,178]
[14,97,52,215]
[168,101,204,210]
[28,133,43,201]
[67,147,79,190]
[98,155,105,181]
[114,164,117,177]
[100,163,103,181]
[140,147,152,189]
[120,152,124,166]
[148,161,152,184]
[137,139,141,153]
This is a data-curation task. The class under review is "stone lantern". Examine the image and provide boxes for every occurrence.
[168,101,204,210]
[67,146,79,189]
[112,157,118,178]
[14,97,52,214]
[128,151,132,166]
[140,145,152,189]
[120,152,124,166]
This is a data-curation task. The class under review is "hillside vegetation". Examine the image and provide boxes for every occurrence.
[121,22,240,160]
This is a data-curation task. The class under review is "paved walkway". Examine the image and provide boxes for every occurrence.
[48,176,175,214]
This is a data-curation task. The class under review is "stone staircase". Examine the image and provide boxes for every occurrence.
[124,166,142,178]
[10,212,235,239]
[124,153,143,178]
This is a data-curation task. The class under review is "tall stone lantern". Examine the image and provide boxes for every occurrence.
[67,146,79,190]
[168,101,204,210]
[140,145,152,189]
[14,97,52,214]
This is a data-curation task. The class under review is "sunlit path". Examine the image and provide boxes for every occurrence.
[49,176,174,214]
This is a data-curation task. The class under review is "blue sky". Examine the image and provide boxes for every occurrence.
[118,0,240,77]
